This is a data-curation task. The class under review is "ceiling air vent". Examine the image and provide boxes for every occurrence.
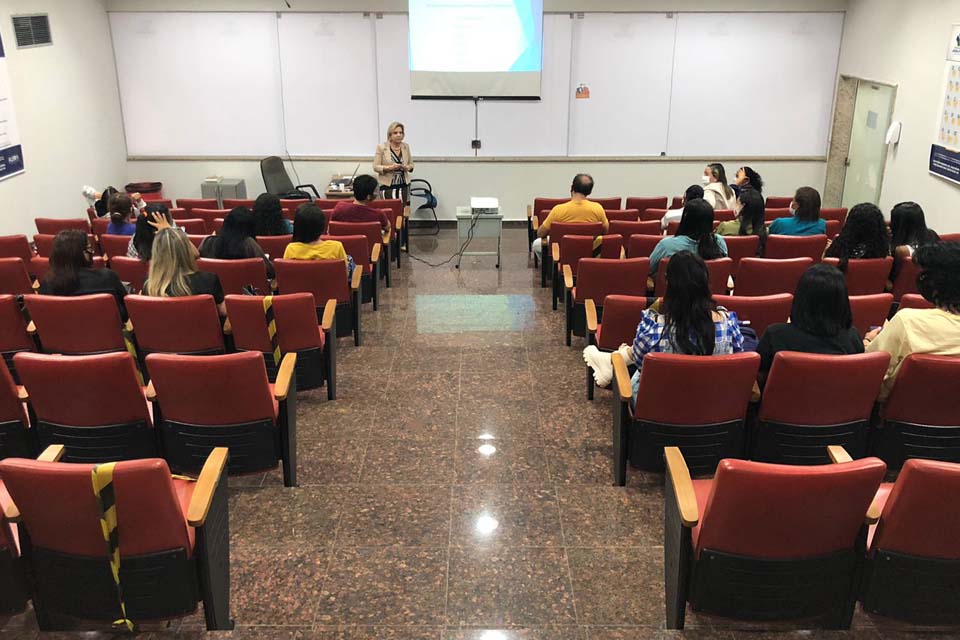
[12,14,52,49]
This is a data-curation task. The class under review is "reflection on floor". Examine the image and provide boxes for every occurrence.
[0,229,938,638]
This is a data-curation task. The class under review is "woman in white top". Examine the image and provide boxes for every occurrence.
[701,163,738,211]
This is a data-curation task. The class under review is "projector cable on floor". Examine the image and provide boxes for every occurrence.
[406,209,481,268]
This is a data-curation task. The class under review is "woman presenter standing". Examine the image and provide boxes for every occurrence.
[374,121,414,203]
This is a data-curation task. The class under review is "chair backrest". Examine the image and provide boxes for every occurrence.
[588,196,622,210]
[90,217,110,237]
[147,351,275,425]
[595,295,648,350]
[604,209,641,222]
[261,156,296,195]
[939,232,960,243]
[256,235,293,260]
[145,198,174,209]
[327,221,382,257]
[34,233,99,259]
[221,198,256,209]
[654,257,733,296]
[890,257,920,302]
[696,456,886,558]
[760,351,890,425]
[312,199,341,210]
[196,258,270,296]
[735,258,813,296]
[0,294,34,354]
[532,197,569,223]
[714,209,736,222]
[559,235,621,277]
[274,258,350,304]
[883,354,960,427]
[765,196,794,209]
[871,459,960,559]
[898,293,934,311]
[175,218,207,234]
[0,257,34,295]
[624,197,668,214]
[573,257,649,304]
[764,207,792,223]
[126,294,224,354]
[0,235,33,264]
[191,208,230,234]
[376,198,403,224]
[0,456,190,558]
[714,294,793,337]
[821,207,848,226]
[627,234,663,259]
[825,219,841,240]
[670,196,684,209]
[609,220,661,246]
[35,218,89,235]
[15,352,150,428]
[174,198,218,216]
[548,222,603,247]
[186,234,208,249]
[24,294,125,354]
[849,293,894,336]
[822,257,894,295]
[323,234,371,270]
[280,199,310,221]
[634,352,761,426]
[764,234,828,261]
[225,293,323,353]
[640,207,668,222]
[723,235,761,269]
[110,256,149,293]
[100,234,132,259]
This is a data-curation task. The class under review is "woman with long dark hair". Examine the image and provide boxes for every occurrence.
[824,202,890,267]
[38,229,128,319]
[199,207,274,277]
[716,188,767,253]
[890,201,939,259]
[253,193,293,236]
[732,166,764,196]
[648,198,727,276]
[127,203,174,260]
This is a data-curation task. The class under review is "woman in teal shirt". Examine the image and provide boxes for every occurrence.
[768,186,826,236]
[649,198,728,275]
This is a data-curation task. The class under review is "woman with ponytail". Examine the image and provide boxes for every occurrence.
[104,193,137,235]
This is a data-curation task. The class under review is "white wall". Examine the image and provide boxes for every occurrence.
[839,0,960,232]
[0,0,127,236]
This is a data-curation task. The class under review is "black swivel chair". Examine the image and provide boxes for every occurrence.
[260,156,320,200]
[405,179,440,246]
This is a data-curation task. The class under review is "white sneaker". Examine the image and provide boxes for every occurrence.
[81,185,99,206]
[616,344,635,366]
[583,345,614,388]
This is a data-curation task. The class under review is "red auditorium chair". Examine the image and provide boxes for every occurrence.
[221,198,255,209]
[640,207,668,222]
[764,234,827,261]
[655,257,733,296]
[85,207,97,225]
[822,257,894,295]
[538,221,604,288]
[191,209,230,234]
[34,218,89,235]
[714,294,793,337]
[197,257,270,296]
[752,352,890,464]
[670,196,684,209]
[584,294,647,400]
[0,294,36,383]
[110,256,149,293]
[100,233,132,259]
[849,294,894,336]
[624,197,667,216]
[174,198,218,217]
[664,446,885,629]
[604,209,642,222]
[826,220,841,240]
[0,357,31,460]
[551,234,622,311]
[275,258,362,346]
[872,354,960,469]
[608,220,661,249]
[897,293,934,310]
[611,353,759,484]
[90,217,110,237]
[0,468,27,615]
[186,235,208,249]
[0,258,35,295]
[226,293,337,399]
[821,207,848,226]
[126,295,225,370]
[940,232,960,243]
[256,234,293,260]
[143,198,174,209]
[765,196,794,208]
[626,234,662,259]
[527,197,569,257]
[280,199,310,221]
[373,199,404,267]
[734,258,813,296]
[33,233,99,258]
[588,196,622,210]
[0,235,34,264]
[714,209,735,222]
[311,199,340,210]
[723,235,761,269]
[328,220,390,288]
[15,352,155,461]
[889,257,921,303]
[324,234,379,309]
[147,351,298,486]
[564,257,648,346]
[0,444,233,630]
[211,219,224,234]
[764,207,792,223]
[24,294,127,356]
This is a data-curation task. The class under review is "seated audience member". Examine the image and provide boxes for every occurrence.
[105,193,137,235]
[329,174,392,233]
[716,188,767,254]
[732,166,764,196]
[83,185,145,218]
[143,228,225,315]
[38,229,128,319]
[661,184,704,230]
[128,204,174,260]
[284,203,355,279]
[701,163,738,210]
[532,173,609,259]
[864,242,960,399]
[824,202,890,264]
[757,264,863,384]
[649,198,727,276]
[253,193,294,236]
[582,251,744,396]
[199,207,274,278]
[889,201,939,259]
[768,186,826,237]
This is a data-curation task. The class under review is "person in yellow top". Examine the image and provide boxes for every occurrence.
[283,203,355,279]
[532,173,609,259]
[863,242,960,399]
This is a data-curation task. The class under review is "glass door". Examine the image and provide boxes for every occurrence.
[841,81,897,208]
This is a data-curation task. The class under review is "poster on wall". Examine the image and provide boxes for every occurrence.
[0,32,24,182]
[929,24,960,185]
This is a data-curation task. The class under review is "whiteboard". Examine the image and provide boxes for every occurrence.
[568,13,677,156]
[110,12,285,156]
[375,14,475,157]
[277,13,379,156]
[476,13,571,157]
[666,12,844,156]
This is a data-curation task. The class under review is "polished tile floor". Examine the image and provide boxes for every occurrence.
[0,229,950,638]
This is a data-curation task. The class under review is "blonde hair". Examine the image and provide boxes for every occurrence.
[386,121,405,141]
[144,228,198,298]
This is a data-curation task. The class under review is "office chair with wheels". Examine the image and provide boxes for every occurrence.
[260,156,320,200]
[406,178,439,237]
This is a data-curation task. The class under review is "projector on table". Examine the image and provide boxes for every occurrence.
[470,197,499,216]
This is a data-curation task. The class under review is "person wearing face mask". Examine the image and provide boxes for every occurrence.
[374,121,414,203]
[700,163,738,211]
[731,166,764,197]
[768,186,826,237]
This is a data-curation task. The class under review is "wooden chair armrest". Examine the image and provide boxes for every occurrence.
[186,447,228,527]
[37,444,65,462]
[222,317,232,336]
[3,500,19,522]
[526,204,532,219]
[865,494,884,525]
[532,217,540,231]
[17,386,27,402]
[145,381,156,401]
[321,298,337,331]
[32,279,39,291]
[274,352,298,401]
[351,265,362,290]
[124,319,134,333]
[585,299,598,334]
[750,380,761,403]
[26,321,35,335]
[827,445,853,464]
[665,447,699,527]
[403,205,410,218]
[620,246,625,259]
[611,352,633,402]
[551,242,560,263]
[562,264,574,291]
[396,216,403,230]
[371,243,381,263]
[382,232,391,245]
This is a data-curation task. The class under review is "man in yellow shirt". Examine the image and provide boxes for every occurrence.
[532,173,609,259]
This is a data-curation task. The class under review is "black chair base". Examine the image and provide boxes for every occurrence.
[862,550,960,624]
[160,419,279,478]
[872,420,960,470]
[0,548,27,614]
[36,420,157,463]
[0,419,34,460]
[751,420,870,465]
[628,418,745,477]
[260,347,325,392]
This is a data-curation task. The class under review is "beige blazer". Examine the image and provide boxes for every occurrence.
[373,142,414,187]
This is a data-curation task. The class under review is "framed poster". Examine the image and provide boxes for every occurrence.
[929,24,960,185]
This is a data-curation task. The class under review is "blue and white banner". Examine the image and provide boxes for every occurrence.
[930,24,960,185]
[0,32,24,182]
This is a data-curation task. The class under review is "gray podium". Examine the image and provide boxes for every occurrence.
[455,206,502,269]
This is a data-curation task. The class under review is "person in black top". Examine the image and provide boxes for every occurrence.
[823,202,890,266]
[757,263,864,384]
[39,229,128,320]
[252,193,293,236]
[142,228,225,315]
[198,206,274,278]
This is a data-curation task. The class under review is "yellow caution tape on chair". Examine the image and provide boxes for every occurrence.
[592,236,603,258]
[262,296,281,366]
[91,462,135,632]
